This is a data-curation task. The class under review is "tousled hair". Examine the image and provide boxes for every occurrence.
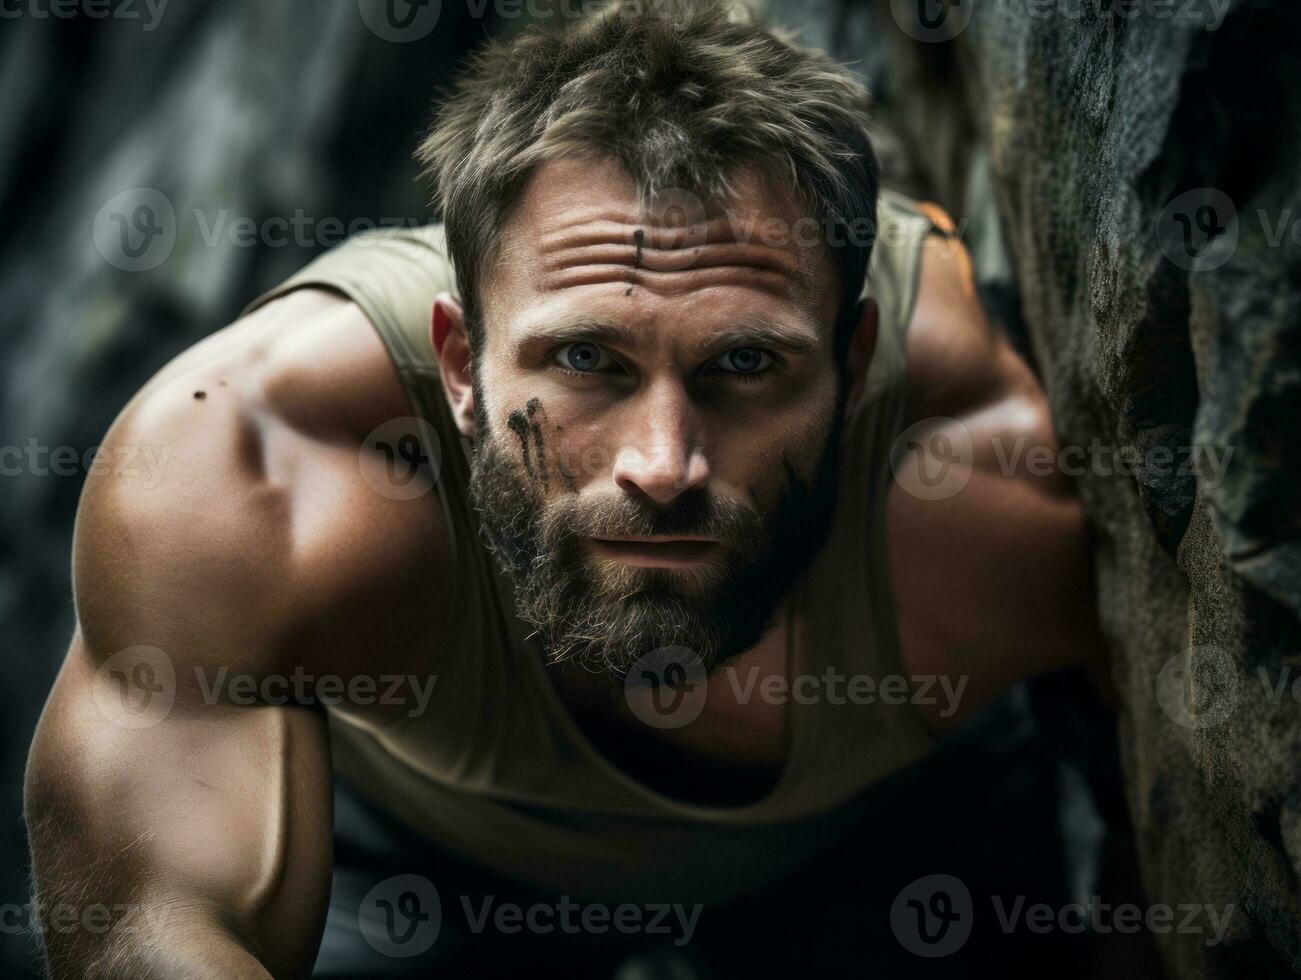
[418,0,879,357]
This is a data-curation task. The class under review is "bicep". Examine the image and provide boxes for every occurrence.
[27,631,332,977]
[27,391,334,976]
[889,401,1111,732]
[903,228,1043,428]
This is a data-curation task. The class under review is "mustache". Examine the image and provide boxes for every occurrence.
[540,488,767,557]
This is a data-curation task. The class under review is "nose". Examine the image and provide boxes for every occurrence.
[610,381,710,506]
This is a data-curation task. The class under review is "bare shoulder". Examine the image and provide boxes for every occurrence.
[888,223,1113,734]
[73,288,450,686]
[903,213,1044,422]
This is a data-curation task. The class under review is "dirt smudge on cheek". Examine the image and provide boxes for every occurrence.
[525,398,550,491]
[507,397,562,492]
[506,409,534,478]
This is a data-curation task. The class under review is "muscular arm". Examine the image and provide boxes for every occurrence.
[24,369,335,978]
[892,225,1113,732]
[24,289,447,977]
[27,637,331,978]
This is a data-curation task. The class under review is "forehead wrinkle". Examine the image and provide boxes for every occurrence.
[506,309,820,362]
[541,241,804,279]
[536,213,817,288]
[537,266,803,303]
[490,163,841,334]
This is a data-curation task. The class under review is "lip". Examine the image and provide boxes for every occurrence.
[587,536,721,568]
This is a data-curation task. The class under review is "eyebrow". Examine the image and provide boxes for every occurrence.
[517,313,819,357]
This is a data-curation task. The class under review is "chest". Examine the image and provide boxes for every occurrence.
[540,608,795,804]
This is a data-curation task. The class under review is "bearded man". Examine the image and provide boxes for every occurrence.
[25,1,1110,976]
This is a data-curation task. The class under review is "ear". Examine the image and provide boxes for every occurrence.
[432,292,475,440]
[843,298,879,420]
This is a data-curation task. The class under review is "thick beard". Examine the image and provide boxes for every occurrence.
[467,410,844,677]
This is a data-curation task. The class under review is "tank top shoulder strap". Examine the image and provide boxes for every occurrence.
[860,188,937,406]
[242,223,454,382]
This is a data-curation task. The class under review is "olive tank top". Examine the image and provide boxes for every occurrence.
[243,189,941,905]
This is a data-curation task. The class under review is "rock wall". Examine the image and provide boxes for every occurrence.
[875,0,1301,974]
[0,3,489,973]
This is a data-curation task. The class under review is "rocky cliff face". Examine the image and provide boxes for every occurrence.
[0,3,486,973]
[874,0,1300,974]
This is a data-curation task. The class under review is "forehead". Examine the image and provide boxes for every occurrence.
[481,157,841,347]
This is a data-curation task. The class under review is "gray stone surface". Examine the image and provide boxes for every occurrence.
[875,0,1301,974]
[0,3,488,973]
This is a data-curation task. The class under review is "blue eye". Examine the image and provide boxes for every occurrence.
[713,347,772,374]
[555,342,610,373]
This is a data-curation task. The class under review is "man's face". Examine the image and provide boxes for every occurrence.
[463,158,860,675]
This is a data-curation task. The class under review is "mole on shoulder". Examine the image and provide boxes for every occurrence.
[193,390,206,400]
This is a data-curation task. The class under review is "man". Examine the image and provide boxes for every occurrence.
[24,1,1109,976]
